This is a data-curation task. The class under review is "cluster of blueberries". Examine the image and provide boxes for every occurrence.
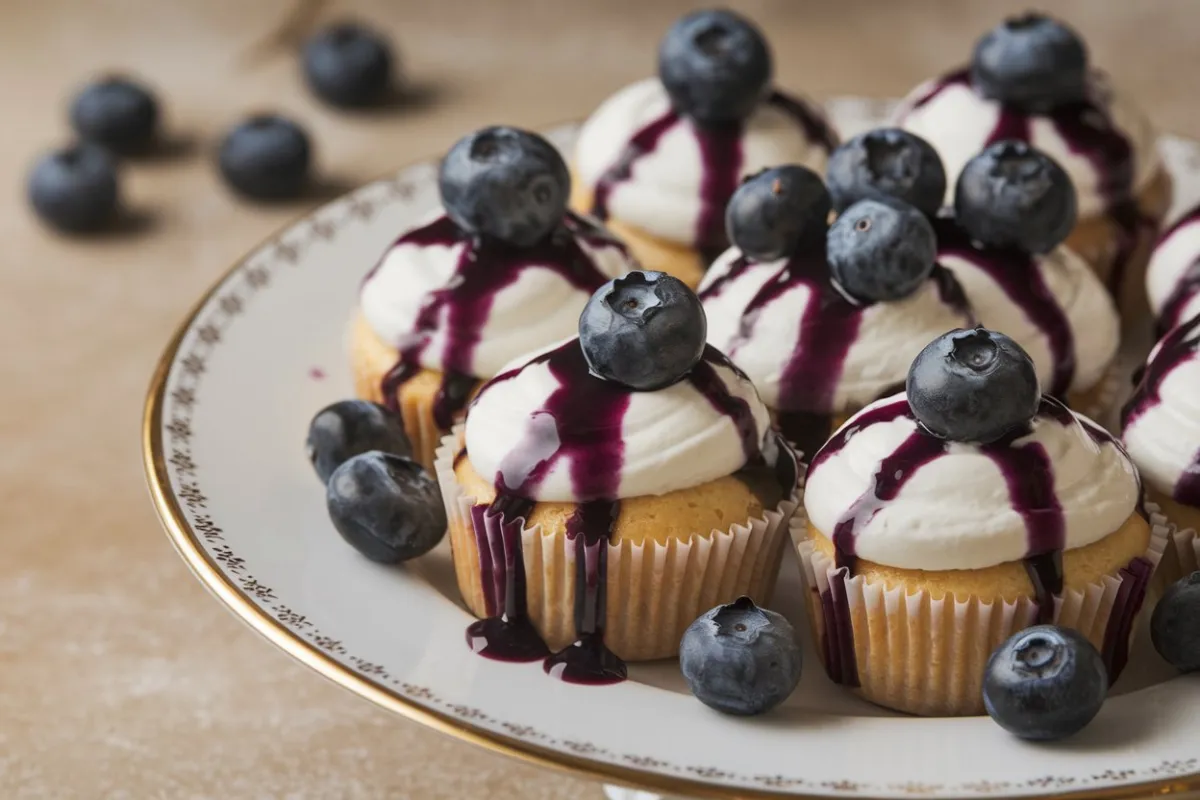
[27,22,397,233]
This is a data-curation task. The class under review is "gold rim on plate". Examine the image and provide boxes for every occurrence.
[142,140,1200,800]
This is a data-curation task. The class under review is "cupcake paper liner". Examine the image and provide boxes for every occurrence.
[435,427,800,661]
[795,507,1168,717]
[1143,489,1200,585]
[396,377,446,473]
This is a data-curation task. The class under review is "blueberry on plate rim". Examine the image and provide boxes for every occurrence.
[307,399,413,483]
[954,140,1077,254]
[579,271,707,391]
[983,624,1107,741]
[826,128,946,218]
[725,165,831,262]
[326,451,446,563]
[1152,571,1200,672]
[907,327,1041,444]
[27,142,120,233]
[679,596,802,716]
[218,114,312,201]
[438,126,570,248]
[69,75,160,154]
[971,13,1089,113]
[303,22,395,108]
[827,197,937,303]
[657,8,772,125]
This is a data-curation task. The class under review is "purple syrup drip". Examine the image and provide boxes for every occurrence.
[589,91,834,254]
[935,218,1077,397]
[1122,315,1200,505]
[376,213,618,428]
[1159,260,1200,334]
[1100,556,1155,682]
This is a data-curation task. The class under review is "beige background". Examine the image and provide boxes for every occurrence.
[4,1,1200,797]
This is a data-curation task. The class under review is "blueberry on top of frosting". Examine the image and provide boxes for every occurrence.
[826,128,947,218]
[970,13,1089,113]
[438,126,570,247]
[827,198,936,303]
[955,141,1078,254]
[580,271,708,391]
[657,9,772,125]
[725,165,830,262]
[908,327,1041,444]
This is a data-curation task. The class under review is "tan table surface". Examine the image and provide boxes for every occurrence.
[5,1,1200,797]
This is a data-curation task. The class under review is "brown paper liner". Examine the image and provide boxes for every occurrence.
[435,427,800,661]
[1145,489,1200,585]
[795,509,1168,717]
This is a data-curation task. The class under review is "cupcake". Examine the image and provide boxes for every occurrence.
[1122,316,1200,573]
[435,271,799,675]
[828,130,1120,414]
[1147,202,1200,333]
[894,13,1171,316]
[571,9,836,289]
[354,127,637,469]
[800,328,1163,716]
[698,166,973,459]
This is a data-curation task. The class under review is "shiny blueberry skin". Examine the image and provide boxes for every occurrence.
[907,327,1041,444]
[69,76,159,154]
[438,126,569,248]
[679,597,802,716]
[27,143,120,233]
[955,140,1077,254]
[826,128,946,218]
[725,165,830,261]
[827,198,936,303]
[218,115,311,200]
[307,400,412,484]
[657,9,772,125]
[1152,572,1200,672]
[579,271,707,391]
[983,625,1107,741]
[326,451,446,563]
[971,13,1089,113]
[303,23,394,108]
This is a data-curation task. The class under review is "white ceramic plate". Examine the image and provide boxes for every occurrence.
[145,99,1200,800]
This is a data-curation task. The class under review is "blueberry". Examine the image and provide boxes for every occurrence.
[69,75,159,154]
[27,143,120,233]
[579,271,706,391]
[826,128,946,218]
[725,166,830,262]
[307,400,412,483]
[303,23,394,108]
[971,13,1089,113]
[218,115,311,201]
[1152,572,1200,672]
[983,625,1107,741]
[955,141,1077,254]
[679,596,801,716]
[826,198,936,303]
[439,126,569,247]
[657,9,772,125]
[907,327,1040,444]
[326,451,446,563]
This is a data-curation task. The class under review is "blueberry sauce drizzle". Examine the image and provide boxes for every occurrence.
[589,91,835,257]
[371,213,621,429]
[1154,207,1200,332]
[906,69,1152,297]
[1122,314,1200,505]
[463,340,783,684]
[811,395,1144,685]
[934,218,1078,397]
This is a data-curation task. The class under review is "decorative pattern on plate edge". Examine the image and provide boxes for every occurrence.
[158,135,1200,798]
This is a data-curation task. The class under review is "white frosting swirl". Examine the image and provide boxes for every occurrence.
[574,78,834,246]
[1121,325,1200,500]
[895,73,1160,219]
[698,248,973,414]
[465,341,772,502]
[805,397,1139,571]
[359,213,635,378]
[937,244,1118,393]
[1147,208,1200,328]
